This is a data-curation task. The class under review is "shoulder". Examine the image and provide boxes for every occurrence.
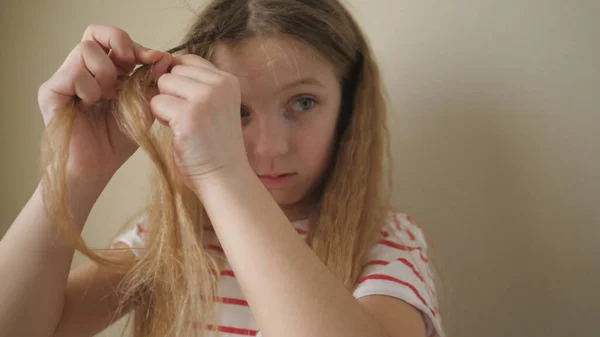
[367,211,431,264]
[354,211,445,337]
[380,211,429,244]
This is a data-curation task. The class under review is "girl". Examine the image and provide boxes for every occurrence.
[0,1,445,337]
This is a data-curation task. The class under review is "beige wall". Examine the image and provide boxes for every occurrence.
[1,1,598,336]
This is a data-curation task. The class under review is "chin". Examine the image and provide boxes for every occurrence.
[267,188,303,207]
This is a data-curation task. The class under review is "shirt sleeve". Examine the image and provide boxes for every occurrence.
[352,212,445,337]
[109,213,149,259]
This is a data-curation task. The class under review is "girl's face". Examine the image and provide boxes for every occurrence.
[211,35,342,220]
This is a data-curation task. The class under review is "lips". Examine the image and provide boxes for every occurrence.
[258,173,293,178]
[258,173,296,189]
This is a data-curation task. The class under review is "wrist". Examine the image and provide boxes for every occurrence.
[38,174,110,228]
[65,164,117,190]
[192,163,255,201]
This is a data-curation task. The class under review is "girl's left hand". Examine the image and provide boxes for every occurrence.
[150,54,249,190]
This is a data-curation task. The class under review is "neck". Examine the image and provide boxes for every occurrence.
[279,196,316,222]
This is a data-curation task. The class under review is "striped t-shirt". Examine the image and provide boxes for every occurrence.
[112,211,445,337]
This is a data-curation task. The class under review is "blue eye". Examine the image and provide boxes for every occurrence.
[291,96,316,113]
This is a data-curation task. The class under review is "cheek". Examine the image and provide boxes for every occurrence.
[295,123,337,174]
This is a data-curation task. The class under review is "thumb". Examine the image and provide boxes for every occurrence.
[149,52,173,81]
[134,43,166,65]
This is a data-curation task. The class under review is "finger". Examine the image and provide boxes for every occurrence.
[156,73,205,102]
[50,43,112,104]
[114,63,132,77]
[148,51,174,81]
[73,70,103,111]
[108,43,166,77]
[38,69,100,123]
[77,41,119,100]
[169,64,223,84]
[172,54,221,73]
[149,94,187,126]
[48,52,107,108]
[108,49,136,75]
[82,25,136,70]
[134,42,167,66]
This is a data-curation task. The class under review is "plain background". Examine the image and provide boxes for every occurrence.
[1,1,598,336]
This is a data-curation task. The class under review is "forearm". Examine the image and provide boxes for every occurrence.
[0,180,104,337]
[195,168,389,337]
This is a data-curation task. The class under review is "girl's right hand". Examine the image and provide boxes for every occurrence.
[37,25,172,186]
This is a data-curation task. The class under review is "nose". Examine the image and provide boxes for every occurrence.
[249,117,289,159]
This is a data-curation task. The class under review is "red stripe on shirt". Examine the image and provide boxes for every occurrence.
[135,223,147,233]
[378,239,429,263]
[205,324,259,336]
[366,260,389,266]
[405,215,420,240]
[205,244,224,253]
[295,227,309,235]
[214,296,249,307]
[356,274,436,317]
[393,214,416,241]
[396,257,426,283]
[398,258,439,299]
[365,259,425,283]
[406,228,417,241]
[365,258,437,297]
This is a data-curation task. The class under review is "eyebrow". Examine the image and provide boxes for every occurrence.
[279,77,327,92]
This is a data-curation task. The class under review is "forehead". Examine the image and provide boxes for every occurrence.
[210,35,338,93]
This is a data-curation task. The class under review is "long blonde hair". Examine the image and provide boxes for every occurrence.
[40,1,392,336]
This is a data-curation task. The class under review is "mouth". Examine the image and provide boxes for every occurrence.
[257,173,296,189]
[258,173,294,178]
